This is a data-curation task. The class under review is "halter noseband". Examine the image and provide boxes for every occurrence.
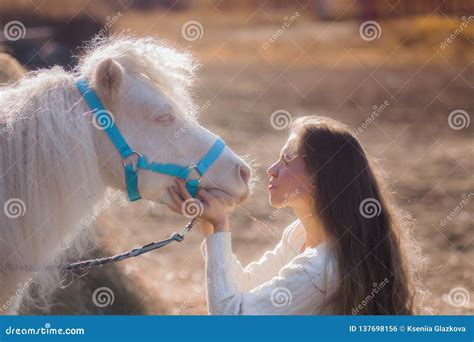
[75,78,225,201]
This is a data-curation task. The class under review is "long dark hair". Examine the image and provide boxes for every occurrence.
[290,116,429,315]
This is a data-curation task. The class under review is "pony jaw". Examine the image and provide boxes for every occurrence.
[207,187,249,208]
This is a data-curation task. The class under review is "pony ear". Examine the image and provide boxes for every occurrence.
[93,58,123,102]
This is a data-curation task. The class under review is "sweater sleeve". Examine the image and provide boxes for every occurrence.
[202,232,334,315]
[200,220,300,292]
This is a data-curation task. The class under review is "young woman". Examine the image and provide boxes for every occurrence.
[167,116,428,315]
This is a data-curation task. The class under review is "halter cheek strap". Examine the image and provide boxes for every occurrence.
[75,78,225,201]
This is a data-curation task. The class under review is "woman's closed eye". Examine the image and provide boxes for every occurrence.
[280,154,296,166]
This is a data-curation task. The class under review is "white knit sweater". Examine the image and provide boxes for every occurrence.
[200,219,339,315]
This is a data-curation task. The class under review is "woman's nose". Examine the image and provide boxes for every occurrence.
[266,161,278,177]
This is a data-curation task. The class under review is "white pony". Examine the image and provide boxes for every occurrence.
[0,36,251,314]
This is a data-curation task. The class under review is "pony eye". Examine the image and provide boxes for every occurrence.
[154,113,175,126]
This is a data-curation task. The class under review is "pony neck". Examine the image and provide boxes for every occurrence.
[0,73,107,269]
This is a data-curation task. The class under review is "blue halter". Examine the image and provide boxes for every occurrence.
[75,78,225,201]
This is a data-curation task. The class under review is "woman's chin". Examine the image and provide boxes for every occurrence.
[268,196,285,208]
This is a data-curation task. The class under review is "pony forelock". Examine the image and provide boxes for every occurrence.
[76,34,199,120]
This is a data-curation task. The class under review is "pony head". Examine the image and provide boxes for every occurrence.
[77,36,251,208]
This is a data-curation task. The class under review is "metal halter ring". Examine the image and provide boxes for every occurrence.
[122,151,143,170]
[187,165,203,181]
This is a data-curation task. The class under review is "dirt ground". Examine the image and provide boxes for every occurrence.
[16,6,473,315]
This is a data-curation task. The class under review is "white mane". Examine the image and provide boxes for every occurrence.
[0,35,198,311]
[78,35,198,120]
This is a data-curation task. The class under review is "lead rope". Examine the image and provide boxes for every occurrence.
[63,205,272,271]
[65,218,197,270]
[64,204,308,270]
[63,204,257,271]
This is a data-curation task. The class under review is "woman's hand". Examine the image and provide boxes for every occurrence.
[167,179,230,235]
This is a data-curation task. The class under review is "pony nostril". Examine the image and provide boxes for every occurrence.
[239,164,251,184]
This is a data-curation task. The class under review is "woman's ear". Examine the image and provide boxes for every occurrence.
[93,58,123,103]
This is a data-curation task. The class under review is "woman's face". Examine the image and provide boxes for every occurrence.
[266,135,314,209]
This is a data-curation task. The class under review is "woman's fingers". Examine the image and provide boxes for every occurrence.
[168,186,184,211]
[169,181,226,222]
[197,188,215,204]
[166,201,181,214]
[175,179,192,200]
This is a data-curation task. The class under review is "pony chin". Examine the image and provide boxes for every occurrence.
[154,187,237,211]
[207,188,238,209]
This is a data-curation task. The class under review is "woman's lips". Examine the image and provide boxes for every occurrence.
[268,184,277,190]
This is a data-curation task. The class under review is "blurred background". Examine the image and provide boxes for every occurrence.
[1,0,472,315]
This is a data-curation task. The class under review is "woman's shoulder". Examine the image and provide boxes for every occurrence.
[283,234,337,270]
[279,241,339,290]
[280,220,337,274]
